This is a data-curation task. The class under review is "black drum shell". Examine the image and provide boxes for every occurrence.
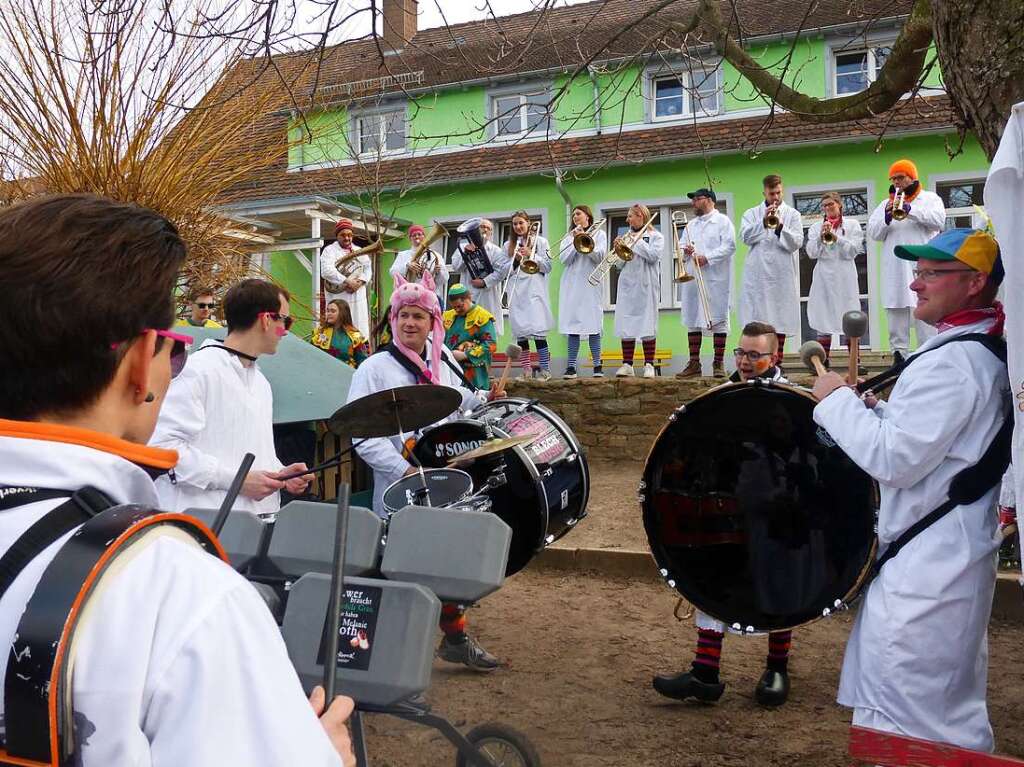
[642,381,877,632]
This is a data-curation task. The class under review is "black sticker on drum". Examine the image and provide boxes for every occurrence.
[317,584,382,672]
[433,439,487,459]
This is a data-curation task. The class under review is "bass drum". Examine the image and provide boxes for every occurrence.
[413,398,589,575]
[642,380,877,633]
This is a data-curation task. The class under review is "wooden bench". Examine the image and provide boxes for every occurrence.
[579,349,674,376]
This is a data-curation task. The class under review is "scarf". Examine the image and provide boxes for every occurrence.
[936,300,1005,337]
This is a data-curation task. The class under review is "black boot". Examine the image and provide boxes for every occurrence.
[754,669,790,707]
[652,671,725,702]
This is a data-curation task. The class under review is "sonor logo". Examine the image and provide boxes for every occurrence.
[433,440,485,458]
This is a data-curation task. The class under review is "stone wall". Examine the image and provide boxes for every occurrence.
[506,375,803,462]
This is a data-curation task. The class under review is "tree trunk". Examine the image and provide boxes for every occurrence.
[931,0,1024,159]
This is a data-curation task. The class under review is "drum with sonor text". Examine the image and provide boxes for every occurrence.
[642,379,878,633]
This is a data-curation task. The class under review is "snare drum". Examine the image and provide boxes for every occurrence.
[642,380,877,633]
[413,398,589,575]
[381,468,474,516]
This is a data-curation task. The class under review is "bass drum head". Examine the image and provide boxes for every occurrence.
[642,381,877,632]
[473,398,590,544]
[381,468,473,515]
[413,419,547,576]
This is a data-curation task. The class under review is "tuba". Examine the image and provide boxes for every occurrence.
[891,188,908,221]
[406,222,448,280]
[325,239,384,293]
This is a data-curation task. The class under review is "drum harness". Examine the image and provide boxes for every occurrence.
[0,486,224,766]
[377,342,480,393]
[856,333,1012,577]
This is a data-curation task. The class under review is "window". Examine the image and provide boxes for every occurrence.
[833,46,891,95]
[651,68,721,121]
[793,190,872,345]
[493,91,549,137]
[355,109,406,155]
[936,179,986,229]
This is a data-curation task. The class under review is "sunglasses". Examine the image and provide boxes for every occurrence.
[195,302,216,309]
[260,311,294,331]
[111,329,193,379]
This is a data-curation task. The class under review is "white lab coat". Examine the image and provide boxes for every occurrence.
[677,210,736,330]
[813,318,1008,752]
[502,236,554,339]
[806,218,864,336]
[865,190,945,309]
[0,424,341,766]
[151,340,284,515]
[613,228,665,339]
[558,229,606,335]
[738,202,803,337]
[346,342,485,516]
[451,241,509,336]
[321,241,372,337]
[983,102,1024,532]
[390,247,449,308]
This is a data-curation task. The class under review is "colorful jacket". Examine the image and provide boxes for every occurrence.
[311,325,369,368]
[443,304,496,390]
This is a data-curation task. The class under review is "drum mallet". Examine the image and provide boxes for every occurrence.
[842,310,869,386]
[496,344,522,393]
[798,340,829,377]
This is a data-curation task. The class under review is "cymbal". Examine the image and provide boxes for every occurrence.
[446,434,537,464]
[328,385,462,438]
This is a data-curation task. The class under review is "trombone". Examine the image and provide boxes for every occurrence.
[672,211,713,330]
[557,218,607,259]
[587,210,659,286]
[502,220,541,308]
[891,188,909,221]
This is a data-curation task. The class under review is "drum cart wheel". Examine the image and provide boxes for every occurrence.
[350,702,541,767]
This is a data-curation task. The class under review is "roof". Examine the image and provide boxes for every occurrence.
[220,95,956,203]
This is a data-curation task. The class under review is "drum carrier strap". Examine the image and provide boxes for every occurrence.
[869,334,1012,576]
[0,489,226,767]
[378,342,479,392]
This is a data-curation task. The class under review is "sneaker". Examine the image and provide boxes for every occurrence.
[652,671,725,703]
[754,669,790,707]
[642,363,656,378]
[675,359,702,379]
[712,361,726,378]
[535,369,552,382]
[615,363,635,377]
[563,366,578,380]
[437,635,500,672]
[592,366,604,378]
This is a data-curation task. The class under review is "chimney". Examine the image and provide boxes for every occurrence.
[382,0,418,50]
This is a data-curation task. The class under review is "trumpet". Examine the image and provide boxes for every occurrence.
[673,211,713,330]
[763,204,780,229]
[891,188,908,221]
[518,221,543,275]
[573,218,606,255]
[406,222,448,280]
[821,215,838,245]
[587,210,659,286]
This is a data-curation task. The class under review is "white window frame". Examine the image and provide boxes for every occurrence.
[788,182,878,347]
[488,83,553,139]
[825,35,896,97]
[929,172,989,230]
[595,196,733,312]
[644,62,723,123]
[352,104,407,157]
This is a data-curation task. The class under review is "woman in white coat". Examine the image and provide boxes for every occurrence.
[613,203,664,378]
[558,204,606,378]
[807,191,864,363]
[502,210,554,380]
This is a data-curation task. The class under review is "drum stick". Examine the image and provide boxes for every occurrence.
[798,340,829,377]
[212,453,255,537]
[276,439,368,482]
[496,344,521,393]
[323,482,350,702]
[842,311,869,387]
